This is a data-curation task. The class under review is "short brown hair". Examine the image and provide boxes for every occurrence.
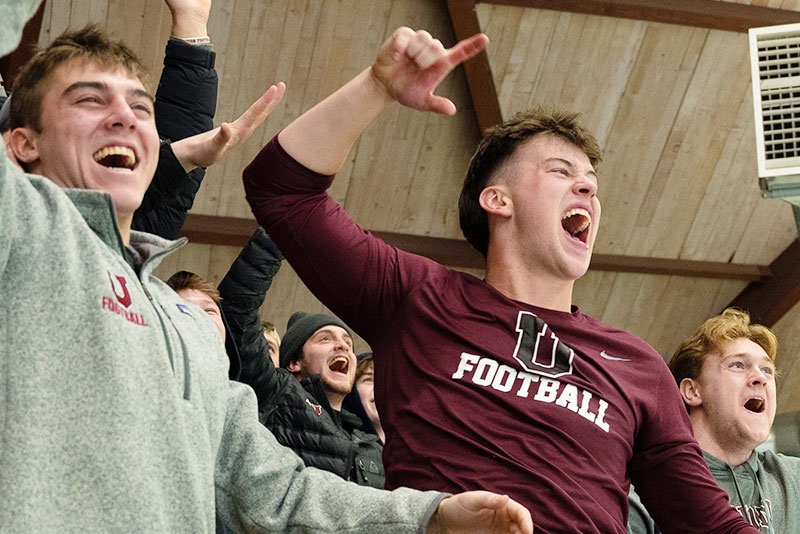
[459,107,602,257]
[166,271,221,303]
[355,353,374,383]
[669,308,778,388]
[8,24,151,132]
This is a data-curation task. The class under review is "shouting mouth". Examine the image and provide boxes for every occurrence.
[744,397,765,413]
[93,145,136,171]
[562,208,591,245]
[328,356,350,375]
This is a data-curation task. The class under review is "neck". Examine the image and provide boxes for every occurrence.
[691,416,756,467]
[484,262,575,312]
[116,212,132,246]
[374,421,385,443]
[325,390,345,412]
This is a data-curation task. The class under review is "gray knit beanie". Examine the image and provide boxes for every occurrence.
[279,311,352,369]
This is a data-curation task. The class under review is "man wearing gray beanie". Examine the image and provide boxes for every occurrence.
[279,311,351,370]
[277,311,385,487]
[229,304,385,489]
[216,228,386,488]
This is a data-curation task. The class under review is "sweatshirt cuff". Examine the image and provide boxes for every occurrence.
[166,37,215,68]
[418,493,451,534]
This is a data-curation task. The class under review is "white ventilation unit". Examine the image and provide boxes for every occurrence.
[749,23,800,206]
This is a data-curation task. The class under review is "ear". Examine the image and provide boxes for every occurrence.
[479,184,512,218]
[287,359,301,374]
[7,127,41,165]
[679,378,702,407]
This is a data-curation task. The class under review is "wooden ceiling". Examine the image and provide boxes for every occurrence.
[6,0,800,415]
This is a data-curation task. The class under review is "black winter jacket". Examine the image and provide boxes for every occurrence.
[132,38,218,238]
[218,228,385,488]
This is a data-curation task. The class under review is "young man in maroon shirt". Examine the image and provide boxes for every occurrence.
[244,27,759,534]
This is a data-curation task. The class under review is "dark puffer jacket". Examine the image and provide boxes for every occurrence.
[132,38,218,238]
[218,228,385,488]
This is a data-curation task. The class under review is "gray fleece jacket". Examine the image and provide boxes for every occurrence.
[0,154,444,533]
[628,450,800,534]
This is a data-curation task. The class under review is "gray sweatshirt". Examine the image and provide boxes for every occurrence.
[0,155,444,533]
[628,450,800,534]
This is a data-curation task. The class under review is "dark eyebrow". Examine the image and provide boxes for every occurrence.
[544,157,598,180]
[62,81,155,103]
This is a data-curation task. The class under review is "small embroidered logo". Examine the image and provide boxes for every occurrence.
[101,271,148,327]
[305,398,323,416]
[108,272,132,308]
[600,350,631,362]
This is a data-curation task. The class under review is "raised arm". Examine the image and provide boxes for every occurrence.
[171,83,285,171]
[132,0,217,237]
[217,228,284,410]
[163,0,212,41]
[277,27,488,175]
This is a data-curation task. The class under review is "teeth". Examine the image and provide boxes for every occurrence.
[329,356,349,373]
[562,208,591,237]
[93,146,136,169]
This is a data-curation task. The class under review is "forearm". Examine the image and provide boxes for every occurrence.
[155,38,217,142]
[278,67,394,175]
[167,0,209,40]
[218,229,283,406]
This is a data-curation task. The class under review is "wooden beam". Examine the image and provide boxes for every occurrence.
[178,213,259,248]
[446,0,504,133]
[726,239,800,327]
[179,213,770,281]
[477,0,800,33]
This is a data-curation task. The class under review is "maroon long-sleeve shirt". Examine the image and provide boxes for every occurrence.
[243,136,759,534]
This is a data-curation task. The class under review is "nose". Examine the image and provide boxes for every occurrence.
[749,367,769,386]
[573,174,597,197]
[106,96,137,130]
[333,335,351,353]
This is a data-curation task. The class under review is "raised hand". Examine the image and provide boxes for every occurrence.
[164,0,212,39]
[172,82,286,171]
[371,27,489,115]
[428,491,533,534]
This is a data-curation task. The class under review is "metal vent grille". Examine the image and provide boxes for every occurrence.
[749,23,800,201]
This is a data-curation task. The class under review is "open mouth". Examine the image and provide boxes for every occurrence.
[744,397,765,413]
[93,146,136,171]
[562,208,591,244]
[328,356,350,375]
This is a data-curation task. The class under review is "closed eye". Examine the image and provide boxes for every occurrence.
[131,102,153,116]
[77,95,103,105]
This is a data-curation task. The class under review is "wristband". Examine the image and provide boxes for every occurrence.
[178,36,211,45]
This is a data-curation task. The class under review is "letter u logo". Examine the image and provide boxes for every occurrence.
[512,311,574,378]
[108,272,132,308]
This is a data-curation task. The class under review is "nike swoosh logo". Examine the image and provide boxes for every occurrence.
[600,350,631,362]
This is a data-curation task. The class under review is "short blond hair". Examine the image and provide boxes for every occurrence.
[669,308,777,387]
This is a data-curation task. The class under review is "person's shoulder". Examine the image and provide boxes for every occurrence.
[759,449,800,472]
[572,312,663,362]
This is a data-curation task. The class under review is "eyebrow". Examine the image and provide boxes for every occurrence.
[313,328,353,341]
[724,352,775,366]
[543,157,598,180]
[62,81,155,103]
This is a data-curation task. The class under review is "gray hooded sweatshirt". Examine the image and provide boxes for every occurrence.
[0,153,444,532]
[628,450,800,534]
